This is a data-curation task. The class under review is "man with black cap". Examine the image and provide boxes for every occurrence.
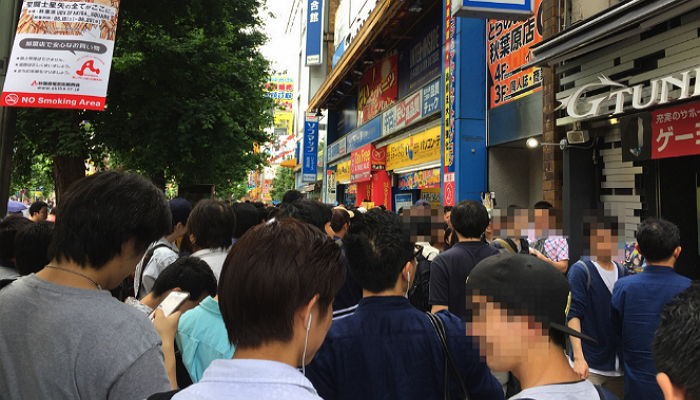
[466,253,616,400]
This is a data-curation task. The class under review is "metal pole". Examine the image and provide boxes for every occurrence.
[0,0,22,217]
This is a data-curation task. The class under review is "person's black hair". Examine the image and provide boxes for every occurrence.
[187,199,236,249]
[653,282,700,400]
[14,221,54,275]
[443,206,453,213]
[635,218,680,263]
[277,199,332,231]
[582,214,619,252]
[219,218,344,348]
[330,208,351,233]
[169,198,192,228]
[450,200,490,239]
[343,208,413,293]
[231,203,260,239]
[50,172,171,270]
[0,215,33,268]
[281,189,303,204]
[533,201,553,209]
[151,256,217,301]
[29,201,48,216]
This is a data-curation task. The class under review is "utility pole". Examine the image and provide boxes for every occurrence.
[0,0,22,216]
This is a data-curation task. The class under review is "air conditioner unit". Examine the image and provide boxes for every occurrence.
[566,130,590,144]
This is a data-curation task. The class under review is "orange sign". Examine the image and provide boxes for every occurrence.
[487,0,543,109]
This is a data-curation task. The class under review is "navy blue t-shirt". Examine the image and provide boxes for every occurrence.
[429,241,499,320]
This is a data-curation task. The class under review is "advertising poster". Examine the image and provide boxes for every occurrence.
[1,0,120,111]
[650,101,700,160]
[398,168,441,190]
[335,160,352,183]
[357,54,398,125]
[486,0,543,109]
[386,126,441,171]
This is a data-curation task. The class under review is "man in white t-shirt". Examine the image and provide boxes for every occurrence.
[467,254,616,400]
[567,216,626,399]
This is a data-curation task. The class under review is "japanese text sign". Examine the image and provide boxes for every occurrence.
[350,144,386,183]
[305,0,323,65]
[487,0,543,109]
[386,126,441,171]
[383,90,422,136]
[303,114,319,182]
[346,115,383,151]
[398,168,441,190]
[358,54,398,125]
[335,160,351,183]
[422,79,441,117]
[1,0,121,111]
[651,101,700,160]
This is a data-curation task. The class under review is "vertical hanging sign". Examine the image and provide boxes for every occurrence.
[303,113,319,182]
[305,0,324,65]
[1,0,121,111]
[443,0,456,206]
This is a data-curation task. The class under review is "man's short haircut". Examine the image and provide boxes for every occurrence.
[653,282,700,400]
[219,218,344,348]
[169,198,192,228]
[281,189,303,204]
[635,218,680,263]
[50,172,171,270]
[450,200,490,239]
[0,215,33,266]
[14,221,54,275]
[231,203,260,239]
[533,201,553,209]
[583,214,619,239]
[330,208,351,233]
[187,199,236,249]
[443,206,453,213]
[277,199,332,231]
[343,209,413,293]
[151,256,217,301]
[29,201,48,216]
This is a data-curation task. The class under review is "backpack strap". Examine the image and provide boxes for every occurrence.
[427,312,468,400]
[581,260,596,289]
[0,278,16,291]
[135,243,173,295]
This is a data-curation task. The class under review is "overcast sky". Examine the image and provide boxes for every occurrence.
[260,0,298,76]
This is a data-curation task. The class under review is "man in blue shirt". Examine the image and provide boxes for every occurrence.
[611,218,691,400]
[306,209,503,400]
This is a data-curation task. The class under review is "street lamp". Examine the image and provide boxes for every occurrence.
[526,137,568,150]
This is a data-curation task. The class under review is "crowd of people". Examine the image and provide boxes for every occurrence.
[0,170,697,400]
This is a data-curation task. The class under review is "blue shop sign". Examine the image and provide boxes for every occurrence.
[305,0,324,65]
[452,0,535,19]
[422,79,441,117]
[302,117,319,182]
[328,136,347,161]
[346,116,382,152]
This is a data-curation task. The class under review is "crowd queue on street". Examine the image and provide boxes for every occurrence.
[0,171,697,400]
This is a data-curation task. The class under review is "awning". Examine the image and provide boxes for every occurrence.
[528,0,698,67]
[306,0,405,113]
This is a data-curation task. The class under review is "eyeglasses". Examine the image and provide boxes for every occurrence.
[412,244,423,260]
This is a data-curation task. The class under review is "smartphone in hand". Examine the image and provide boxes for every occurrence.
[149,291,189,320]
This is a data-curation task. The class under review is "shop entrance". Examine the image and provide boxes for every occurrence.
[657,155,700,279]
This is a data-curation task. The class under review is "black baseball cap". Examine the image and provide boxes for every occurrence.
[465,253,596,343]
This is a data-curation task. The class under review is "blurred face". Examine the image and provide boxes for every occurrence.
[469,296,547,372]
[512,210,529,237]
[590,227,619,260]
[533,209,549,235]
[444,211,452,227]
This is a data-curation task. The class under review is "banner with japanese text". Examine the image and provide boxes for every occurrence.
[358,54,398,125]
[305,0,323,65]
[651,101,700,160]
[350,143,386,183]
[1,0,120,111]
[398,168,441,190]
[486,0,543,109]
[336,160,351,183]
[302,114,319,182]
[386,126,441,171]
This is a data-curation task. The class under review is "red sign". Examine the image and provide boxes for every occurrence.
[350,144,386,182]
[358,54,398,125]
[651,101,700,160]
[486,0,543,109]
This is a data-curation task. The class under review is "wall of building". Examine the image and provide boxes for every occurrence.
[488,147,543,209]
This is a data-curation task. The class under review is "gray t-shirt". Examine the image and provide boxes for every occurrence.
[0,274,171,399]
[510,380,600,400]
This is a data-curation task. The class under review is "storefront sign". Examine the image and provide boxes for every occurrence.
[347,115,383,151]
[1,0,121,110]
[452,0,535,19]
[347,183,358,194]
[651,101,700,160]
[398,168,441,190]
[358,54,398,125]
[404,23,441,95]
[422,79,441,117]
[305,0,323,65]
[386,126,441,171]
[350,143,386,182]
[336,160,351,183]
[395,193,414,211]
[558,67,700,120]
[328,136,347,161]
[420,188,442,208]
[444,172,455,206]
[487,0,543,109]
[443,0,456,174]
[302,114,319,182]
[383,90,422,136]
[327,170,337,194]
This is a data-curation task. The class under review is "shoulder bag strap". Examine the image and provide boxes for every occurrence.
[427,312,468,400]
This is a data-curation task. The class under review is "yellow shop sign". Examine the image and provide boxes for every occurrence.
[386,126,441,171]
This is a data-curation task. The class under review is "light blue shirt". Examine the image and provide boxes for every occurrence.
[172,359,322,400]
[176,296,234,382]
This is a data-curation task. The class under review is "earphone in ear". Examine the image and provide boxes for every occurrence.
[405,271,411,298]
[302,312,313,376]
[306,313,313,331]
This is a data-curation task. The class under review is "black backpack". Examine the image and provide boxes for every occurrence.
[408,252,432,312]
